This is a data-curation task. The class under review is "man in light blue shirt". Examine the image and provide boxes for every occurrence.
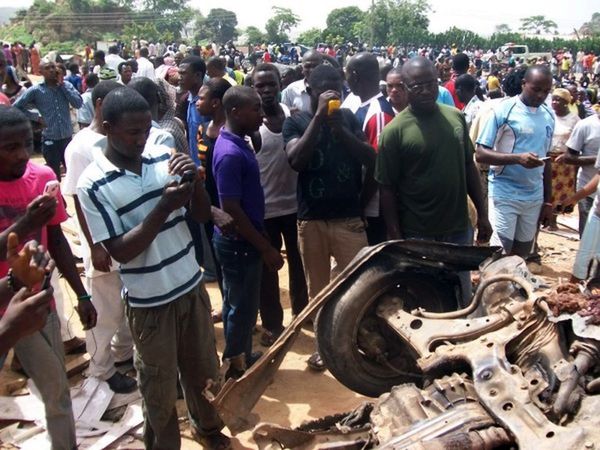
[476,65,554,256]
[178,56,206,166]
[437,85,455,107]
[14,60,83,180]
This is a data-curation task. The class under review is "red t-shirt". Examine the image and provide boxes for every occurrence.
[0,162,68,313]
[444,77,464,110]
[0,92,10,106]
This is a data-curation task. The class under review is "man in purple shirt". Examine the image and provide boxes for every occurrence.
[3,44,13,66]
[212,86,284,380]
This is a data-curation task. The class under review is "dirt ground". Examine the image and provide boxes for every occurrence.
[0,199,582,448]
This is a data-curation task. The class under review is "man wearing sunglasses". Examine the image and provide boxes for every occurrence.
[376,57,491,307]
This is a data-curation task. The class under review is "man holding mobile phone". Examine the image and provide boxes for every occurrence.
[476,65,555,257]
[77,89,229,450]
[0,106,96,450]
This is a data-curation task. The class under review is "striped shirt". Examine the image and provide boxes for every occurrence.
[76,144,201,308]
[343,92,395,217]
[14,81,83,140]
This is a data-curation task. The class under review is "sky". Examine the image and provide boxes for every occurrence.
[2,0,597,37]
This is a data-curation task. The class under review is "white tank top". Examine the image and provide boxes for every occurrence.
[256,103,298,219]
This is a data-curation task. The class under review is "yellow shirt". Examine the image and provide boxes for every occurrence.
[487,75,500,91]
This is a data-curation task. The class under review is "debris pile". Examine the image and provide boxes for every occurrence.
[545,283,600,325]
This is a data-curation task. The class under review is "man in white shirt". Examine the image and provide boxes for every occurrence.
[63,80,137,393]
[136,47,156,80]
[564,111,600,235]
[281,50,323,114]
[105,45,125,73]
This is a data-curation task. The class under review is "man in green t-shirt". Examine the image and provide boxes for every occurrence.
[376,57,491,306]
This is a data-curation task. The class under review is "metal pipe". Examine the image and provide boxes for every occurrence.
[413,274,533,320]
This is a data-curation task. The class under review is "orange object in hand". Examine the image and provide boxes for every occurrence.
[328,99,341,115]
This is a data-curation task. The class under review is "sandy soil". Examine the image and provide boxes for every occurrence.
[0,197,582,448]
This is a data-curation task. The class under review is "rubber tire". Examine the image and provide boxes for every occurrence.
[316,261,458,397]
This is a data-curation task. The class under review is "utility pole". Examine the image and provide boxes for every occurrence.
[370,0,375,47]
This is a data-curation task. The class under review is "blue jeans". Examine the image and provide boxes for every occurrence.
[213,234,263,361]
[404,228,473,308]
[573,213,600,280]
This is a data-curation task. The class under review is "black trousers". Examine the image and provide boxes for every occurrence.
[259,213,308,333]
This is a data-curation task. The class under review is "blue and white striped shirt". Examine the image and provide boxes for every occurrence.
[76,144,201,308]
[14,81,83,140]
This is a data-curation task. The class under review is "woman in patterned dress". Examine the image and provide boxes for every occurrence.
[548,88,580,230]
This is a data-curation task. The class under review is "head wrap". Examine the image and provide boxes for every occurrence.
[98,66,117,81]
[165,66,178,80]
[552,88,571,103]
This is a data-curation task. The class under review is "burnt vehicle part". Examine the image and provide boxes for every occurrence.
[208,240,499,432]
[211,241,600,448]
[252,288,600,449]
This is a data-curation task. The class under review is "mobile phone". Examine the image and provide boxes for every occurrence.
[328,99,341,115]
[44,180,60,198]
[540,156,551,161]
[179,170,195,185]
[41,271,52,290]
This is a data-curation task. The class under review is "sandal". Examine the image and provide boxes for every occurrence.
[307,352,326,372]
[192,429,231,450]
[260,329,282,347]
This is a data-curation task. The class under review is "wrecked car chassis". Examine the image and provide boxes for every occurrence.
[208,241,600,449]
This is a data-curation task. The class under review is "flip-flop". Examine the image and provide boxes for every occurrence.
[307,352,326,371]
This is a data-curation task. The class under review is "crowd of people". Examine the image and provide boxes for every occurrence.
[0,35,599,450]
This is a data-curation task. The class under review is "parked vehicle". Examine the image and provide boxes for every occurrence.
[499,43,552,63]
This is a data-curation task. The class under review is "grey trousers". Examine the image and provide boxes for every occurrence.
[125,283,223,450]
[14,311,76,450]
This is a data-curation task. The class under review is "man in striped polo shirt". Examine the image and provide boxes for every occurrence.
[76,88,230,450]
[343,52,396,245]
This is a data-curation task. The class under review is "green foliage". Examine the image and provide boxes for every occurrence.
[204,8,238,44]
[265,6,300,43]
[519,15,558,35]
[362,0,430,46]
[325,6,362,43]
[43,40,86,55]
[0,22,34,45]
[1,0,190,53]
[297,27,323,46]
[430,26,485,49]
[244,26,266,45]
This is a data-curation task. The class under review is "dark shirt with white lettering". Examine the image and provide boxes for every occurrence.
[282,109,365,220]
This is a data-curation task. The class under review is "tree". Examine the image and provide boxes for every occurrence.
[362,0,430,46]
[138,0,191,37]
[519,15,558,35]
[297,27,323,46]
[494,23,512,34]
[244,26,265,45]
[265,6,300,43]
[204,8,238,43]
[388,0,430,46]
[192,11,210,42]
[579,12,600,37]
[432,27,484,50]
[325,6,363,43]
